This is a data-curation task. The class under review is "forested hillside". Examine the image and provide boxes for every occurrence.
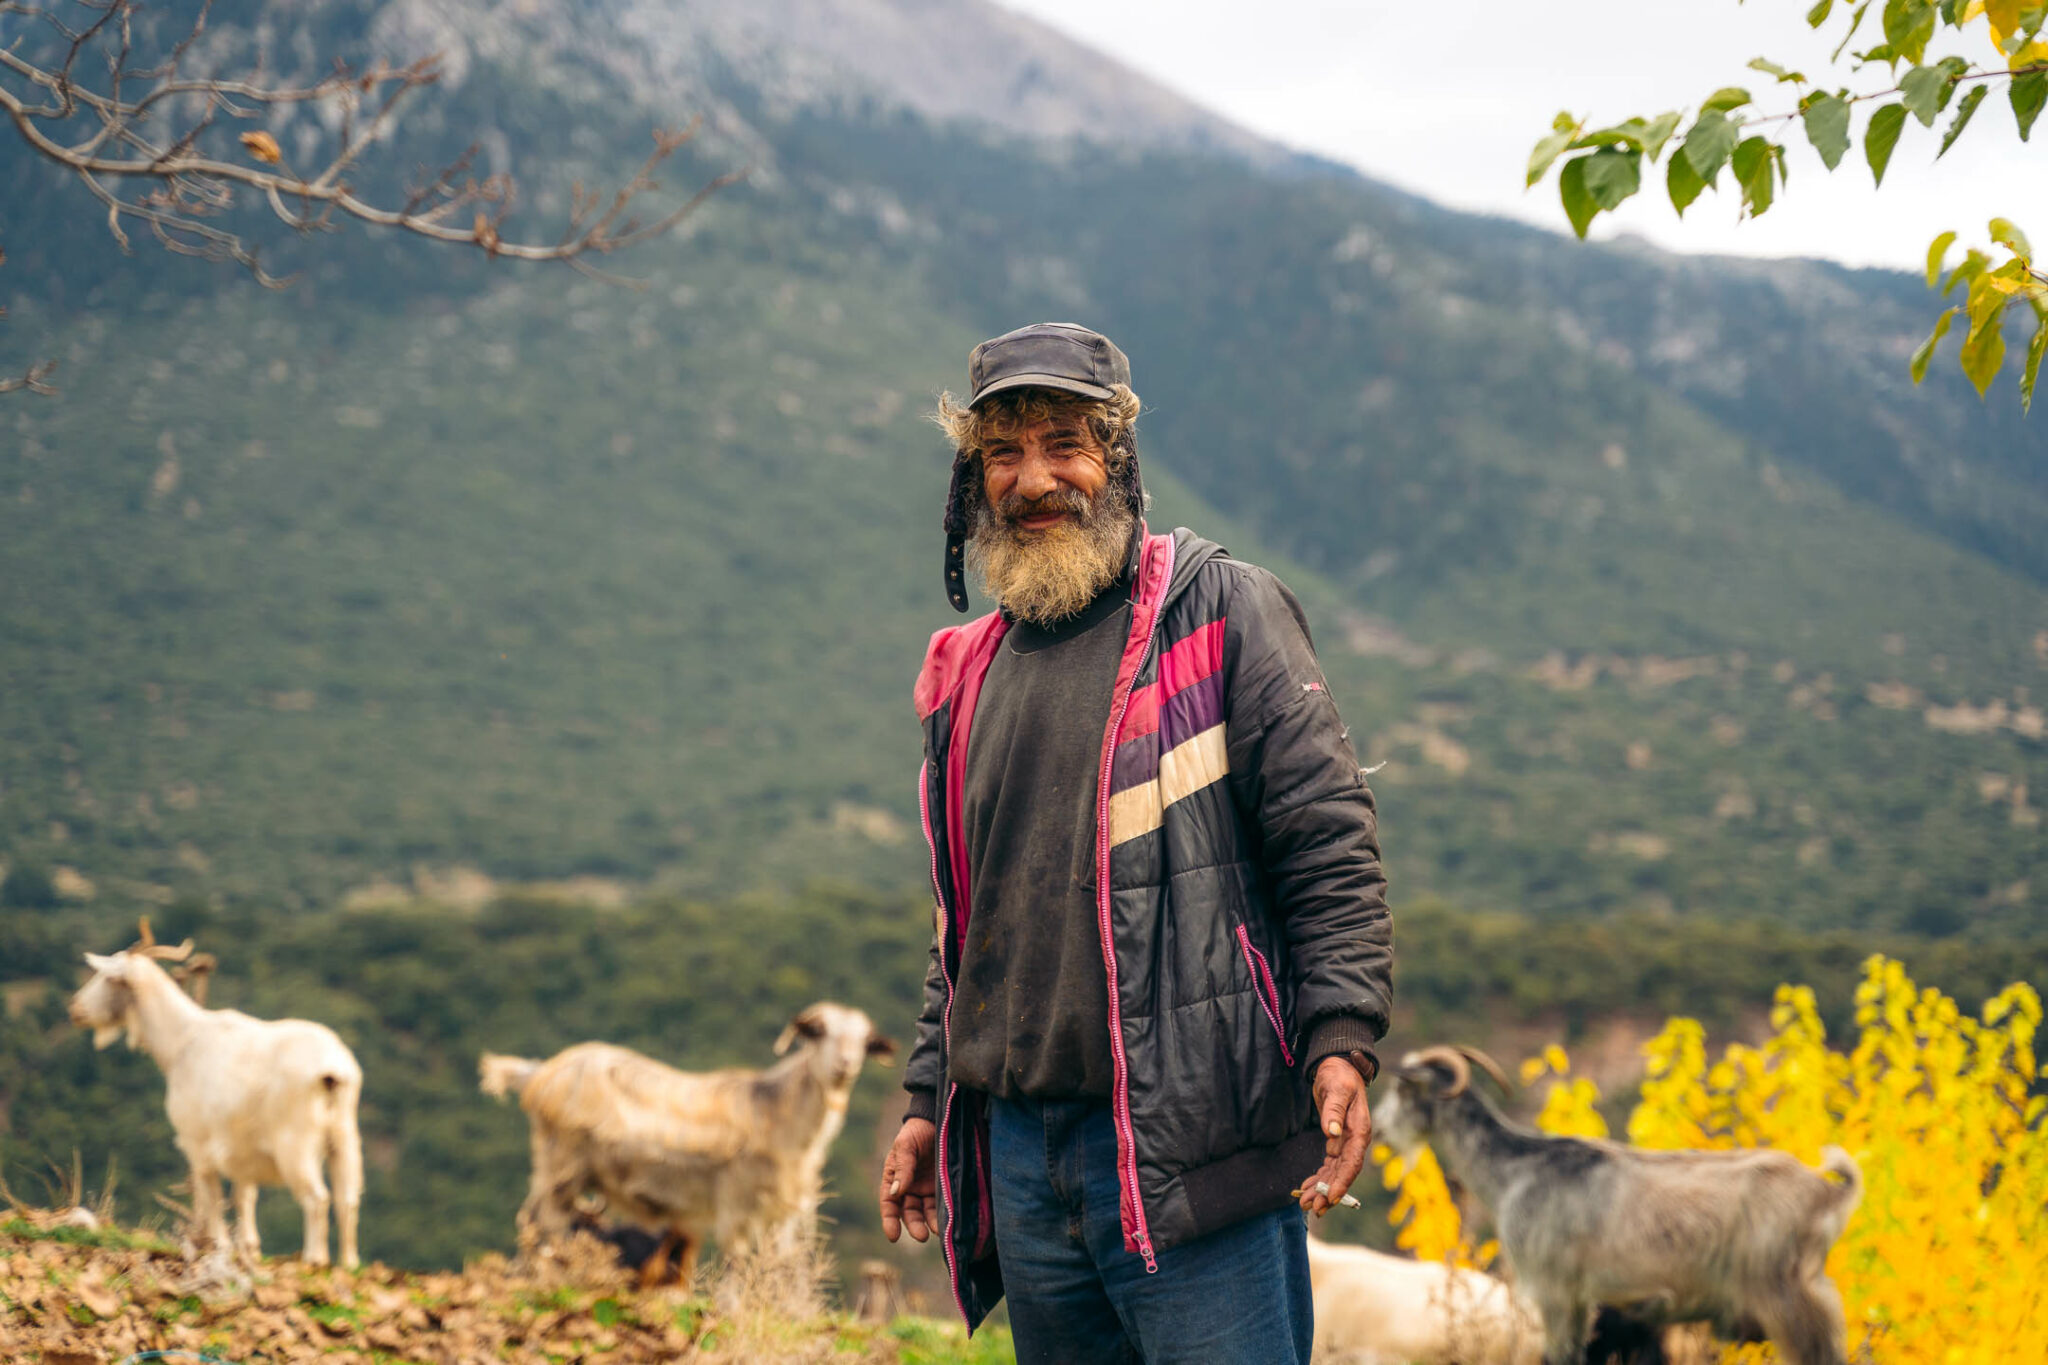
[3,244,2041,931]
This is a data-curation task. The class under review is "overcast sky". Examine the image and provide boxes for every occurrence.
[1001,0,2041,272]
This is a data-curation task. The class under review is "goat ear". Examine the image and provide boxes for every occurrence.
[865,1034,899,1064]
[775,1008,829,1055]
[83,952,127,979]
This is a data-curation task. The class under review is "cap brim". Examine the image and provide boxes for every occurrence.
[969,372,1116,408]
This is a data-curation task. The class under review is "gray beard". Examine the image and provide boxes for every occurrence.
[968,493,1136,627]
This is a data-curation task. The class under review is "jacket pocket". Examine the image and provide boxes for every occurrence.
[1234,924,1295,1067]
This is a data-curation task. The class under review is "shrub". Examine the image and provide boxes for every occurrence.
[0,862,59,909]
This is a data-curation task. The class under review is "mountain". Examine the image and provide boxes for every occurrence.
[1,0,2043,938]
[421,0,1281,159]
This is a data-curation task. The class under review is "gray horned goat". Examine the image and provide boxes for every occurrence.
[1377,1045,1862,1365]
[480,1001,894,1286]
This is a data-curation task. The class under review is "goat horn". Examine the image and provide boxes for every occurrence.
[136,917,156,950]
[1407,1045,1473,1097]
[146,938,196,963]
[1454,1045,1515,1096]
[173,953,216,1004]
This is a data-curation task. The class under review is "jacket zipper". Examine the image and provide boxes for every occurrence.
[1094,535,1173,1274]
[1235,925,1296,1067]
[918,762,972,1325]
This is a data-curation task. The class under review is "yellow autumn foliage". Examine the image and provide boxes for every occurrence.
[1965,0,2048,69]
[1374,956,2048,1363]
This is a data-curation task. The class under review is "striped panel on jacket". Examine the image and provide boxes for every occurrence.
[1106,617,1228,847]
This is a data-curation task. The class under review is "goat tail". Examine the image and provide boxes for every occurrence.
[479,1052,540,1100]
[1816,1145,1864,1249]
[1819,1146,1862,1204]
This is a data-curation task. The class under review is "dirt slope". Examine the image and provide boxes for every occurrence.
[0,1219,1005,1364]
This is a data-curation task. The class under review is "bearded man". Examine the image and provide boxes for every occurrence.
[878,323,1393,1364]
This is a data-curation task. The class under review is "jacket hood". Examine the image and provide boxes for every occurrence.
[1161,527,1230,606]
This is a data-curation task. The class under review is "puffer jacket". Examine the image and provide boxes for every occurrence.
[904,525,1393,1331]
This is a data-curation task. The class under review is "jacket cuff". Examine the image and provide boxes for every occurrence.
[1303,1018,1379,1085]
[903,1089,939,1125]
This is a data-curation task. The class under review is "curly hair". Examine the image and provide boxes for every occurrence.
[930,383,1142,466]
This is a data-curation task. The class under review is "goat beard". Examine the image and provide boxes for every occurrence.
[967,483,1134,627]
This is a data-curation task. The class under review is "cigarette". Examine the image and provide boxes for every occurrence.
[1289,1187,1363,1209]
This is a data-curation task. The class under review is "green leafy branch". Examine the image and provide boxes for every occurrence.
[1528,0,2048,409]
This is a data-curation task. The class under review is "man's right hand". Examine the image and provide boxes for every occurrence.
[879,1117,939,1243]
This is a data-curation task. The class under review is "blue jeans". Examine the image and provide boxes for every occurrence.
[986,1095,1313,1365]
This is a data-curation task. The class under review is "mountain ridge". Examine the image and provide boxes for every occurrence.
[357,0,1287,169]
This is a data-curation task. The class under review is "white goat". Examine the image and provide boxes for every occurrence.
[1379,1046,1861,1365]
[1307,1231,1542,1365]
[68,927,363,1267]
[480,1001,894,1285]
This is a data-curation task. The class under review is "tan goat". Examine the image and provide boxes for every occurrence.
[1307,1231,1542,1365]
[481,1001,894,1285]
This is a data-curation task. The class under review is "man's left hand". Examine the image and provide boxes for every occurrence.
[1299,1055,1373,1216]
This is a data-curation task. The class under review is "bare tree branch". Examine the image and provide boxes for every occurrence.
[0,247,59,394]
[1,0,745,395]
[0,360,60,396]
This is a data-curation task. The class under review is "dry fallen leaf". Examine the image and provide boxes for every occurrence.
[239,130,283,164]
[37,1349,99,1365]
[74,1269,122,1320]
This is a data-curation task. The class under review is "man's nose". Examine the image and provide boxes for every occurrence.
[1014,453,1060,501]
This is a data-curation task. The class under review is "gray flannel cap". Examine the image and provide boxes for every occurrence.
[967,322,1132,408]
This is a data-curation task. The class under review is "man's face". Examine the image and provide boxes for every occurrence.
[967,408,1134,626]
[980,416,1110,527]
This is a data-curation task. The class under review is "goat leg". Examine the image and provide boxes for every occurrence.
[674,1233,699,1289]
[189,1167,230,1260]
[638,1231,681,1290]
[232,1180,262,1267]
[1537,1295,1595,1365]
